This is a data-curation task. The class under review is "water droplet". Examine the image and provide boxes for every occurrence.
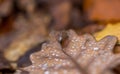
[44,71,49,74]
[93,47,99,51]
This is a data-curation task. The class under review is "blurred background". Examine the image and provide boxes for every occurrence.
[0,0,120,74]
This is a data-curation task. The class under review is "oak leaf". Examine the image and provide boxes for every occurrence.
[22,30,120,74]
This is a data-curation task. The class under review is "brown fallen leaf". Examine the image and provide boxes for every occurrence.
[95,23,120,44]
[49,0,72,30]
[0,0,13,17]
[114,45,120,53]
[80,24,105,34]
[20,30,120,74]
[84,0,120,22]
[4,13,50,62]
[17,0,35,14]
[0,51,11,70]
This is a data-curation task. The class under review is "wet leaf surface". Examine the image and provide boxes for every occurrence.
[22,30,120,74]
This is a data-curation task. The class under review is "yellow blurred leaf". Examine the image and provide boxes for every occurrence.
[95,23,120,44]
